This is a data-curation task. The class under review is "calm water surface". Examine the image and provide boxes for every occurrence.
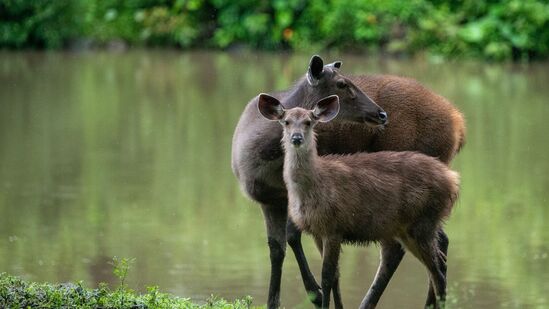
[0,51,548,308]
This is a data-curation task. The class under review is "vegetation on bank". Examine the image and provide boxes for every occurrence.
[0,273,255,309]
[0,258,257,308]
[1,0,549,61]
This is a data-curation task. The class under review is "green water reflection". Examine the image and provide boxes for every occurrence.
[0,51,547,308]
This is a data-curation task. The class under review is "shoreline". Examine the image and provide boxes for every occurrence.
[0,273,258,309]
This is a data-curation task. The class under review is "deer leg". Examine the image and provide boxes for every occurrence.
[286,220,323,307]
[261,204,288,309]
[320,237,342,309]
[359,240,405,309]
[404,232,446,309]
[333,268,344,309]
[425,229,449,308]
[420,246,446,309]
[312,236,344,309]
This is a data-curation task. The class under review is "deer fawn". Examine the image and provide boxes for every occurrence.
[258,94,460,309]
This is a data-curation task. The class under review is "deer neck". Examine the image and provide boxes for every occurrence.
[283,138,318,194]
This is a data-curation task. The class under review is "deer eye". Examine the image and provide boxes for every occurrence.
[304,120,311,126]
[283,120,290,126]
[336,80,347,89]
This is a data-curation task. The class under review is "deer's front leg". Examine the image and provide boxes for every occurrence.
[261,204,288,309]
[321,237,342,309]
[286,219,323,307]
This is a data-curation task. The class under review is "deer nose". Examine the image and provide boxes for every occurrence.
[291,133,304,146]
[378,111,388,124]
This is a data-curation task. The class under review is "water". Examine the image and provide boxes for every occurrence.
[0,51,548,308]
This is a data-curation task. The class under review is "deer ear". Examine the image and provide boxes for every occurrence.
[312,95,340,123]
[258,93,285,121]
[307,55,324,86]
[328,61,342,69]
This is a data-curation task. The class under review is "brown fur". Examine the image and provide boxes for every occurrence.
[232,74,465,210]
[279,106,460,309]
[286,150,459,243]
[278,107,460,245]
[315,75,466,163]
[231,56,466,309]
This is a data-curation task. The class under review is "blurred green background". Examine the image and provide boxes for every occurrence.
[1,0,549,60]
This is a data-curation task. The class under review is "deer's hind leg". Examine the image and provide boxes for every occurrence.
[402,226,446,309]
[359,240,405,309]
[425,229,449,308]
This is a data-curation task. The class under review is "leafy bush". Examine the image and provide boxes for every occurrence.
[0,0,82,48]
[412,0,549,60]
[1,0,548,60]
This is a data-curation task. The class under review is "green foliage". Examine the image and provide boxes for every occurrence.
[0,273,256,308]
[293,0,430,52]
[0,0,82,48]
[110,257,136,288]
[412,0,549,60]
[81,0,199,47]
[109,257,136,307]
[0,259,256,308]
[1,1,549,58]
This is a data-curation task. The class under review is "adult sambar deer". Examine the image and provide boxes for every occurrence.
[258,94,460,309]
[231,55,465,308]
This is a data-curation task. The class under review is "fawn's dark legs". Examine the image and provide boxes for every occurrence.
[261,204,288,309]
[286,220,323,307]
[403,231,447,309]
[359,240,406,309]
[332,269,344,309]
[425,229,449,308]
[314,236,344,309]
[320,237,342,309]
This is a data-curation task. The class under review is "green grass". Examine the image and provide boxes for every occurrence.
[0,273,257,309]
